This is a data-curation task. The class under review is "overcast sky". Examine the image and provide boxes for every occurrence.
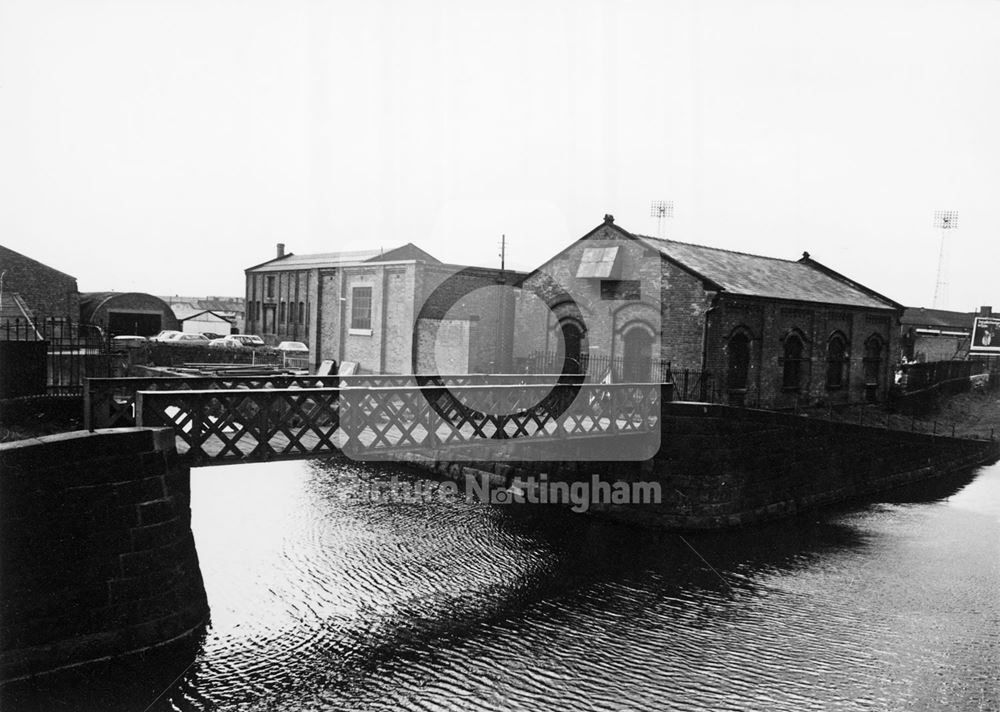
[1,0,998,310]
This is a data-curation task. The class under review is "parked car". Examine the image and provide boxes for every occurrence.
[276,341,309,354]
[201,332,226,340]
[165,333,211,347]
[276,341,310,367]
[208,334,266,350]
[111,334,148,349]
[150,330,182,342]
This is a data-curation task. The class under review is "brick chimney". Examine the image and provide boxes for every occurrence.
[979,306,992,317]
[276,243,285,259]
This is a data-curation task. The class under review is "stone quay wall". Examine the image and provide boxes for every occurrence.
[0,428,208,683]
[400,402,999,529]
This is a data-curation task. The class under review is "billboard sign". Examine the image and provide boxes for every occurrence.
[970,317,1000,353]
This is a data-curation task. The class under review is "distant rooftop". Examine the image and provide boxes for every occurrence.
[901,307,976,329]
[247,243,440,273]
[635,235,899,310]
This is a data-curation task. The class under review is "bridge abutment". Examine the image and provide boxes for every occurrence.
[0,428,209,683]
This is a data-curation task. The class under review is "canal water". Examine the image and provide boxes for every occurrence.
[8,457,1000,711]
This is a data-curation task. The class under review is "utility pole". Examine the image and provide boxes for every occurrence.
[496,235,508,373]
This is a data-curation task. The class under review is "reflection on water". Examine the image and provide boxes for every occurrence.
[6,457,1000,711]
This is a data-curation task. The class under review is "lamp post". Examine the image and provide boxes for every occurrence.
[932,210,958,309]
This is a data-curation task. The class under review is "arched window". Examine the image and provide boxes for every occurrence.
[863,335,883,387]
[782,333,805,391]
[826,333,848,389]
[289,302,296,324]
[622,327,654,382]
[279,301,286,324]
[728,332,751,390]
[299,301,305,324]
[560,320,585,375]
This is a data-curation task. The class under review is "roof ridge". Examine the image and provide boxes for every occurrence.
[637,234,802,265]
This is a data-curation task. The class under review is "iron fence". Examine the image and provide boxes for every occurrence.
[520,351,672,383]
[895,359,990,392]
[1,316,112,394]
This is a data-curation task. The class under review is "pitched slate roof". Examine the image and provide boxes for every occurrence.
[636,235,898,310]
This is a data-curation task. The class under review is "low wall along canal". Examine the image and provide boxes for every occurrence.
[406,402,1000,529]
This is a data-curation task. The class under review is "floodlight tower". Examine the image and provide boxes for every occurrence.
[932,210,958,309]
[650,200,674,238]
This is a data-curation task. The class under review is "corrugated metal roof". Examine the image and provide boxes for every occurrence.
[636,235,897,310]
[248,250,382,272]
[901,307,975,329]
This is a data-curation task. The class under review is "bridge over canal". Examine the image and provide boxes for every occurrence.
[85,374,665,465]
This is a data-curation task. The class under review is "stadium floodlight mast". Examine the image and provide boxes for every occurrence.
[932,210,959,309]
[650,200,674,238]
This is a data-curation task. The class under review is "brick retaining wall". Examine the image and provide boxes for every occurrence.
[403,403,1000,529]
[0,428,208,682]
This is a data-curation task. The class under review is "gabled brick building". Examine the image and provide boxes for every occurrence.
[0,245,79,326]
[245,243,521,373]
[515,215,903,407]
[899,307,976,362]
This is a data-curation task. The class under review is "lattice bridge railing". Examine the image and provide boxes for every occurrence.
[85,374,593,430]
[133,383,662,465]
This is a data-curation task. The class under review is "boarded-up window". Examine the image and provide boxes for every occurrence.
[576,247,620,278]
[351,287,373,330]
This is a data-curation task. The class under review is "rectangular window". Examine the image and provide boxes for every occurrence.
[299,301,305,324]
[600,280,640,301]
[279,301,286,323]
[576,246,621,279]
[266,276,275,299]
[351,286,372,330]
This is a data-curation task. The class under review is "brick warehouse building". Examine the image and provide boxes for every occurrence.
[245,243,520,373]
[899,306,976,362]
[0,244,79,326]
[515,215,902,407]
